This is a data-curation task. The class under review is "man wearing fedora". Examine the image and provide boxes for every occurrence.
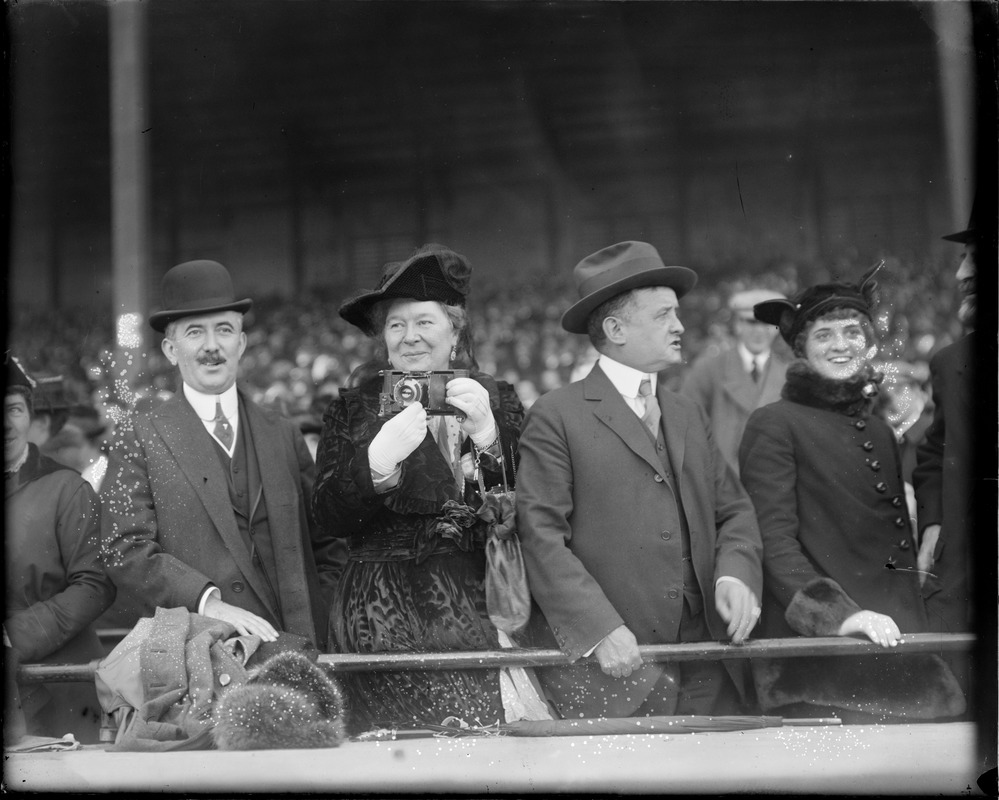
[101,260,332,647]
[517,241,763,719]
[680,287,789,477]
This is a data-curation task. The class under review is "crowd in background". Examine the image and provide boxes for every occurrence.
[8,254,964,464]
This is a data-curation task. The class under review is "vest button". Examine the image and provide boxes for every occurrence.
[862,441,874,451]
[667,589,679,600]
[869,460,881,471]
[894,517,907,529]
[654,474,664,483]
[219,673,231,687]
[231,580,245,593]
[891,495,904,507]
[898,538,911,550]
[661,531,672,541]
[854,420,867,430]
[874,482,888,493]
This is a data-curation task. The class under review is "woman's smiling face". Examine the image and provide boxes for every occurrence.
[803,312,873,381]
[383,299,458,372]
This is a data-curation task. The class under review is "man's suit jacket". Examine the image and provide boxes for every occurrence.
[517,363,763,717]
[680,347,787,475]
[102,388,328,645]
[913,332,975,633]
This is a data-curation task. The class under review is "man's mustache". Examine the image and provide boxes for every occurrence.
[198,354,226,366]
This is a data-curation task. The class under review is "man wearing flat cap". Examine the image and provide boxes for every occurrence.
[101,260,334,647]
[680,287,788,476]
[517,241,764,719]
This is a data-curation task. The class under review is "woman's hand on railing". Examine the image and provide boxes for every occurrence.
[838,610,901,648]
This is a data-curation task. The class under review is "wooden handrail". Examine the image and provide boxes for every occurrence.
[15,632,974,684]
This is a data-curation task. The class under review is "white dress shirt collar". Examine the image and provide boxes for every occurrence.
[736,343,768,375]
[183,383,239,453]
[597,354,656,412]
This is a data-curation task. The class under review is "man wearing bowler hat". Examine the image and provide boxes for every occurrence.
[517,241,763,718]
[101,260,333,647]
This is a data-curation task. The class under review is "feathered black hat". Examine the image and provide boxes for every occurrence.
[339,243,472,336]
[754,260,884,346]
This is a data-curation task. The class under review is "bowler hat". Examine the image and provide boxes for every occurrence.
[339,243,472,336]
[755,261,884,346]
[561,241,697,334]
[149,260,253,332]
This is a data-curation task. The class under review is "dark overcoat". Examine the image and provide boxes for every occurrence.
[6,444,116,740]
[517,364,763,718]
[912,332,975,633]
[101,388,328,646]
[680,347,787,475]
[739,378,964,719]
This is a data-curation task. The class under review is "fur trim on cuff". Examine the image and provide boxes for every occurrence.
[784,578,862,636]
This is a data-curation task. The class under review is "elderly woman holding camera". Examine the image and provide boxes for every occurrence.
[738,267,964,722]
[312,244,523,732]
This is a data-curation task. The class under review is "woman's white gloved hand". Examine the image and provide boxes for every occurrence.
[446,377,496,443]
[367,402,428,474]
[838,609,902,648]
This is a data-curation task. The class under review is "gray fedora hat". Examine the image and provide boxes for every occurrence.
[149,260,253,332]
[561,241,697,334]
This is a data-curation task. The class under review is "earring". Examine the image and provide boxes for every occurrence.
[450,345,458,362]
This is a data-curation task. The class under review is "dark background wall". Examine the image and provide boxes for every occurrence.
[8,0,971,315]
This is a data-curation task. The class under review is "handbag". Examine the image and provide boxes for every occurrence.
[475,440,531,636]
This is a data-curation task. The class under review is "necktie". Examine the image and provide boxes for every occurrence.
[638,378,661,438]
[213,398,234,449]
[750,360,760,383]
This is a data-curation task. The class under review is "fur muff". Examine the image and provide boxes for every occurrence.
[752,651,966,720]
[212,651,347,750]
[784,577,862,636]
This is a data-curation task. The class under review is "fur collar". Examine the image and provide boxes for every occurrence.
[782,361,882,417]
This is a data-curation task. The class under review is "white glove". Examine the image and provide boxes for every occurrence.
[838,609,901,648]
[446,377,496,444]
[368,402,428,475]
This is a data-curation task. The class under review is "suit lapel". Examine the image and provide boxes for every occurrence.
[152,394,265,604]
[585,365,663,475]
[720,350,759,413]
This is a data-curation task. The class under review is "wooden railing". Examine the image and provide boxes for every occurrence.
[16,632,975,684]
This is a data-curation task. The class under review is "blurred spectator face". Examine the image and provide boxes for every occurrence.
[4,392,31,469]
[161,311,247,394]
[615,287,685,372]
[956,242,976,327]
[383,300,458,372]
[803,313,872,381]
[734,312,779,355]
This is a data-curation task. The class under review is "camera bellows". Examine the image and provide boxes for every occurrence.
[212,651,347,750]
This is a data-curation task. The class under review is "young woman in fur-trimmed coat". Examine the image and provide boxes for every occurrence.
[738,267,965,722]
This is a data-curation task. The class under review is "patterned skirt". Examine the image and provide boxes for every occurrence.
[329,548,502,733]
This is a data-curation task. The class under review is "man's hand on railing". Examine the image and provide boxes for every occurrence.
[594,625,644,678]
[202,596,278,642]
[838,610,901,648]
[715,581,760,644]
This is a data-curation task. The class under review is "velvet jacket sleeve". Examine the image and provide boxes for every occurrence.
[311,373,522,540]
[6,475,115,662]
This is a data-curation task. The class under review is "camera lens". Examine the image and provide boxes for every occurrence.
[393,377,422,406]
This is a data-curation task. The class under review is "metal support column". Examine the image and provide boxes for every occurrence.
[109,0,150,394]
